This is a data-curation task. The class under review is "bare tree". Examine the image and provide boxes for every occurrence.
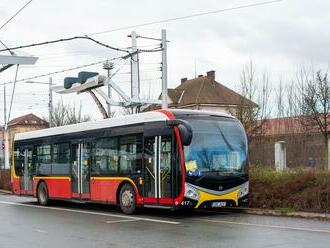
[232,61,271,141]
[300,70,330,170]
[286,83,299,118]
[66,104,92,125]
[51,101,67,127]
[120,106,142,116]
[47,100,92,127]
[276,78,285,118]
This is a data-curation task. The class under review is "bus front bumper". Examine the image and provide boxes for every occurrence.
[181,183,249,209]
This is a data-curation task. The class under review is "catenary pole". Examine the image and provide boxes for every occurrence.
[3,83,9,169]
[161,29,168,109]
[49,77,53,127]
[130,31,139,101]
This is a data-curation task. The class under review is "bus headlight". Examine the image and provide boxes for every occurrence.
[238,182,249,198]
[185,183,200,200]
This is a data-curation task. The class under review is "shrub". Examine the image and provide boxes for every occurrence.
[0,169,12,191]
[249,166,330,213]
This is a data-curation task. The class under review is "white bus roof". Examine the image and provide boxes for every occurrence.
[14,109,234,141]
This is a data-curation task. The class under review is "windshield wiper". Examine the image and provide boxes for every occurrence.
[194,171,215,182]
[219,171,247,180]
[193,169,241,181]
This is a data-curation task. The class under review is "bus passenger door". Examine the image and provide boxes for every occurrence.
[71,143,91,199]
[22,148,33,194]
[144,135,173,206]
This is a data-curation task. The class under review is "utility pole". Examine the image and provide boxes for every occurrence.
[130,31,140,101]
[103,61,114,117]
[3,83,7,170]
[3,82,10,170]
[49,77,53,127]
[161,29,168,109]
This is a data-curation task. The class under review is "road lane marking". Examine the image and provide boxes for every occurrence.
[199,219,330,234]
[33,228,48,234]
[106,219,140,224]
[0,200,180,225]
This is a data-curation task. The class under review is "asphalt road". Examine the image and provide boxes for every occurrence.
[0,193,329,248]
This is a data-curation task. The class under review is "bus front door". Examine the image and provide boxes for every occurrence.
[144,135,173,206]
[71,143,91,199]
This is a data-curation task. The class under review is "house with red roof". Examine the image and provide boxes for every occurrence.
[145,70,257,114]
[0,114,49,167]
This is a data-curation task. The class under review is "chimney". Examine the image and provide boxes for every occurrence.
[207,70,215,81]
[181,77,187,84]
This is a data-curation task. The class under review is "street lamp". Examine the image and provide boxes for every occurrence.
[103,61,114,116]
[25,77,53,127]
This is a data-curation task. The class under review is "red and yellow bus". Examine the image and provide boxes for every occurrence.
[12,109,248,214]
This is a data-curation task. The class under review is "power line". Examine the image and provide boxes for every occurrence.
[0,0,282,56]
[0,0,34,32]
[0,40,14,55]
[87,0,283,36]
[0,36,130,54]
[0,56,124,86]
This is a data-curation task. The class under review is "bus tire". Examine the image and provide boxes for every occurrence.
[119,183,136,214]
[37,182,49,206]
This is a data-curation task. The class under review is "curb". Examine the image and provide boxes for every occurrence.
[0,189,12,195]
[240,208,330,221]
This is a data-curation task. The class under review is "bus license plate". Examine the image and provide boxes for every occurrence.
[212,202,226,208]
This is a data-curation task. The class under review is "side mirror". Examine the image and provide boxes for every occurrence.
[167,119,193,146]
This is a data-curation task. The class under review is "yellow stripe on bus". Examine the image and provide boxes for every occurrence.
[33,176,71,181]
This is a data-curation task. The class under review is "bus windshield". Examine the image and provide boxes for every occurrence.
[183,116,247,176]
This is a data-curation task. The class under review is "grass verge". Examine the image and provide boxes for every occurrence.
[249,166,330,213]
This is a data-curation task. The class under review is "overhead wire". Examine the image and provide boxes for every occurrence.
[0,36,130,54]
[1,0,283,117]
[0,0,282,56]
[86,0,283,36]
[0,56,124,86]
[0,40,14,55]
[0,0,34,32]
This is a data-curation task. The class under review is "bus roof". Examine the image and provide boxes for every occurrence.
[170,109,234,119]
[14,109,234,141]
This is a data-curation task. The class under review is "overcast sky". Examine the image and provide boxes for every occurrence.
[0,0,329,123]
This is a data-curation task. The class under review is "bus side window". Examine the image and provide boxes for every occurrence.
[52,143,70,175]
[14,146,24,176]
[92,137,119,176]
[35,144,51,176]
[119,135,142,174]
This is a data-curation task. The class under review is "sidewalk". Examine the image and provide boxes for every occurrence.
[240,207,330,221]
[0,189,12,195]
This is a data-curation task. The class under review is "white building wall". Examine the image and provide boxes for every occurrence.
[181,105,237,115]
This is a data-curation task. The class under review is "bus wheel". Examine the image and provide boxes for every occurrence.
[37,182,49,206]
[119,183,136,214]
